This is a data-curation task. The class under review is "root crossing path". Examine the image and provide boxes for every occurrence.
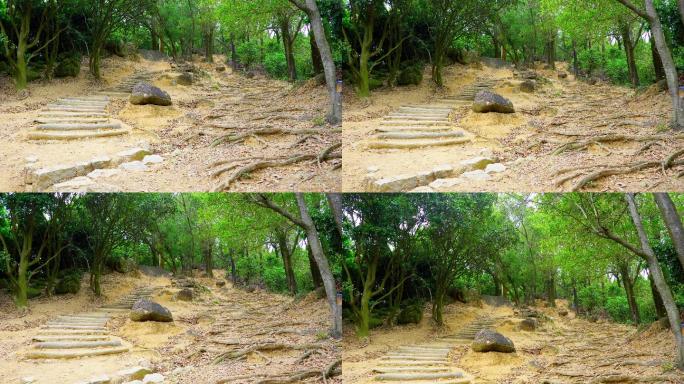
[22,286,156,360]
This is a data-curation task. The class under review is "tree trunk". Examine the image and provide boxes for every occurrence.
[230,34,238,71]
[654,193,684,271]
[16,253,29,308]
[292,0,342,124]
[644,0,684,129]
[649,273,668,318]
[546,276,556,307]
[652,40,666,81]
[276,230,297,295]
[621,25,640,87]
[203,238,214,277]
[307,243,323,288]
[310,31,323,74]
[625,193,684,369]
[229,249,237,285]
[678,0,684,28]
[619,262,641,324]
[295,193,342,338]
[280,19,297,82]
[572,40,579,78]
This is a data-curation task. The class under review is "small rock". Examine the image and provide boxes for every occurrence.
[462,170,492,181]
[142,155,164,165]
[432,164,454,178]
[119,161,149,171]
[20,377,36,384]
[86,375,111,384]
[216,280,226,287]
[130,82,172,106]
[429,178,462,191]
[366,166,379,173]
[176,72,193,86]
[472,329,516,353]
[460,157,495,171]
[176,288,193,301]
[142,373,164,384]
[116,366,153,381]
[52,176,95,191]
[519,318,537,331]
[90,156,112,169]
[485,163,506,174]
[473,90,515,114]
[411,186,435,192]
[88,169,121,179]
[557,72,568,79]
[558,309,568,317]
[130,299,173,322]
[520,80,535,93]
[25,156,38,163]
[115,147,151,163]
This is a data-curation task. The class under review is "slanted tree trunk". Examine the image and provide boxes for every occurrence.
[651,40,666,81]
[625,194,684,369]
[649,274,668,318]
[291,0,342,124]
[618,261,641,324]
[307,243,323,288]
[654,193,684,271]
[310,31,323,74]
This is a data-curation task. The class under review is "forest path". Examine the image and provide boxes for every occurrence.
[1,56,339,192]
[343,62,684,192]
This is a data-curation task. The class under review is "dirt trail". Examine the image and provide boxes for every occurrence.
[0,55,339,192]
[342,62,683,192]
[342,301,683,384]
[0,270,340,384]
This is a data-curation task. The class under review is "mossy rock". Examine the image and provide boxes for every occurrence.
[397,302,424,325]
[397,65,423,86]
[114,258,137,274]
[55,53,81,78]
[55,273,81,295]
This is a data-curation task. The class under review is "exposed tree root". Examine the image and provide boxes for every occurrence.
[550,133,684,155]
[553,153,684,191]
[212,342,325,363]
[212,127,341,146]
[211,144,341,191]
[215,359,341,384]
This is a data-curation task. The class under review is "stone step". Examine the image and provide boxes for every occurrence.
[25,345,129,359]
[27,128,129,140]
[378,360,449,366]
[37,329,108,336]
[54,99,109,105]
[37,122,122,131]
[47,321,107,327]
[34,340,121,349]
[375,372,464,381]
[43,325,106,330]
[375,126,453,133]
[368,137,470,149]
[35,117,109,124]
[398,346,451,352]
[380,120,452,126]
[376,131,464,140]
[383,356,448,361]
[32,335,111,342]
[45,106,106,112]
[38,112,108,118]
[373,367,451,373]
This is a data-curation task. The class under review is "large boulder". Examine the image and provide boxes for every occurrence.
[130,82,172,106]
[130,299,173,322]
[176,288,193,301]
[472,329,516,353]
[473,90,515,114]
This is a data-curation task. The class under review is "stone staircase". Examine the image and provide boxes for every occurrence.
[371,342,473,383]
[97,70,157,97]
[24,286,156,360]
[366,77,498,150]
[27,96,128,140]
[440,315,508,344]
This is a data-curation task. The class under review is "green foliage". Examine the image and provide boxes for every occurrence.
[397,64,423,86]
[397,301,424,324]
[54,53,82,78]
[55,270,82,295]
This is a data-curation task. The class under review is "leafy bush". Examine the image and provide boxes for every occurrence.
[55,270,82,295]
[397,64,423,86]
[55,53,81,78]
[237,41,260,70]
[397,301,424,324]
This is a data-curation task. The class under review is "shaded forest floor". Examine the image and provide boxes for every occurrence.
[342,61,682,192]
[0,270,340,384]
[0,54,340,192]
[342,300,683,384]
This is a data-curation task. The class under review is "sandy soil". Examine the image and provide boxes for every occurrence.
[0,270,340,384]
[342,300,684,384]
[342,62,683,192]
[0,54,339,192]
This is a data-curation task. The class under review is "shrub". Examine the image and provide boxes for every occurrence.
[55,53,82,78]
[397,301,424,325]
[397,65,423,86]
[55,270,82,295]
